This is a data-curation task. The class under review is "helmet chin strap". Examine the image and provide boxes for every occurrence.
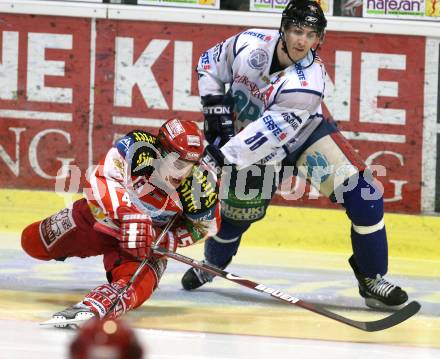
[278,28,318,70]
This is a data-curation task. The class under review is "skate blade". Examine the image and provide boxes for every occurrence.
[39,316,91,329]
[365,297,406,311]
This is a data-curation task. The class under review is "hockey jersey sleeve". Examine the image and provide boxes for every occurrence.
[85,146,133,220]
[220,108,320,169]
[197,35,237,97]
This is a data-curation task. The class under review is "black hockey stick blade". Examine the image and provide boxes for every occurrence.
[295,298,421,332]
[155,248,421,332]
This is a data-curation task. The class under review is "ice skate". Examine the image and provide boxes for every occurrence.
[40,302,97,329]
[181,260,217,290]
[349,255,408,310]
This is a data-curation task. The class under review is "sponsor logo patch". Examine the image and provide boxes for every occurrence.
[187,135,201,147]
[201,51,211,70]
[243,31,272,42]
[294,63,308,87]
[39,208,76,249]
[262,115,286,141]
[222,202,265,221]
[165,119,185,139]
[185,151,200,161]
[281,112,303,131]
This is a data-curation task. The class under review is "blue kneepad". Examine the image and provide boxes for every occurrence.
[343,175,384,227]
[204,220,250,268]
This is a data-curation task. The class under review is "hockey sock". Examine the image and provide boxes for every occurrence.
[111,261,157,308]
[351,227,388,277]
[204,220,249,268]
[343,174,388,277]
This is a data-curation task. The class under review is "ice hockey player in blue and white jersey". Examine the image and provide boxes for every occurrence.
[181,0,410,309]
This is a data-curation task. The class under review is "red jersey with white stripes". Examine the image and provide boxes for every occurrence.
[84,129,220,248]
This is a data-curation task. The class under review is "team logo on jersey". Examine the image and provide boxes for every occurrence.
[304,151,331,183]
[247,49,269,70]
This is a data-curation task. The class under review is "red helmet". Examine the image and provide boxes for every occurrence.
[157,119,203,162]
[69,319,144,359]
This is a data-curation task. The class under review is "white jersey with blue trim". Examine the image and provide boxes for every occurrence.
[197,28,326,169]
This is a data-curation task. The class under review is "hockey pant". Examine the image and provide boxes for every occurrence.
[205,119,388,277]
[21,198,166,319]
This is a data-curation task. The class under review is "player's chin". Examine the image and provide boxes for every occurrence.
[290,49,307,61]
[166,177,183,189]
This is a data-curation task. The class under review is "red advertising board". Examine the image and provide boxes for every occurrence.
[0,14,426,213]
[0,14,91,188]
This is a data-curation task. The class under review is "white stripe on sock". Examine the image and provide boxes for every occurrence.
[352,218,385,235]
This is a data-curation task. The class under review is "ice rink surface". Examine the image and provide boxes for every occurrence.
[1,234,439,359]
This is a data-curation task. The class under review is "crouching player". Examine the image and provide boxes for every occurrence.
[21,119,220,325]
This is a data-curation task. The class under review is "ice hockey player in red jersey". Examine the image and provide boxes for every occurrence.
[70,318,144,359]
[21,118,220,325]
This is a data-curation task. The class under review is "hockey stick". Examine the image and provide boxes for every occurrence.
[153,247,421,332]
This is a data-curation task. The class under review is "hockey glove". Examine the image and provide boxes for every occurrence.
[201,144,226,177]
[202,95,235,146]
[117,206,155,260]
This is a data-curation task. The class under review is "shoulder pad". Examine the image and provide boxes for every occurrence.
[115,130,158,176]
[115,130,157,156]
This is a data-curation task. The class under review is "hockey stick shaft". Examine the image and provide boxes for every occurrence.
[153,247,421,332]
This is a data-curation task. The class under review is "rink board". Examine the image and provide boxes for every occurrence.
[2,188,439,266]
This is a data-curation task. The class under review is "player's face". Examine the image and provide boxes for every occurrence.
[283,24,320,62]
[157,154,194,189]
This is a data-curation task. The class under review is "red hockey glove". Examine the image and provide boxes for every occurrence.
[117,206,155,260]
